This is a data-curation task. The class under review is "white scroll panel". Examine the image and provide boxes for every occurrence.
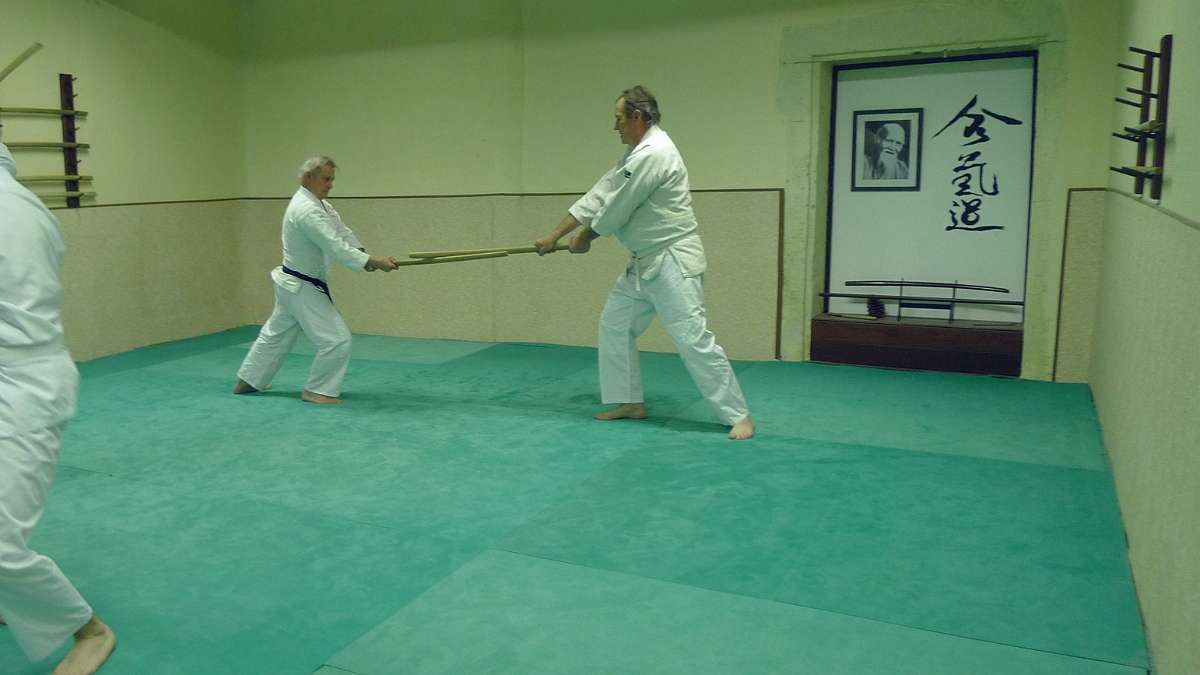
[828,55,1035,322]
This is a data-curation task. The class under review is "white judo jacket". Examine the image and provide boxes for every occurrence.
[270,187,370,292]
[569,125,707,282]
[0,143,79,438]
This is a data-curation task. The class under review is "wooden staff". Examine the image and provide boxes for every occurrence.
[394,250,509,266]
[0,43,43,85]
[0,107,89,118]
[17,174,93,183]
[35,191,96,200]
[408,243,568,259]
[4,141,90,149]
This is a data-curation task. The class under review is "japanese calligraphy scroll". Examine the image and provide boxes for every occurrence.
[827,54,1035,322]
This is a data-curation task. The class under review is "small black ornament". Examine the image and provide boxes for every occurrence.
[867,297,885,319]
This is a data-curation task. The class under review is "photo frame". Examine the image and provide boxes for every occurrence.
[851,108,923,191]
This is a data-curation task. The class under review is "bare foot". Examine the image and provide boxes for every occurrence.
[232,378,258,394]
[302,389,343,405]
[728,416,755,440]
[53,615,116,675]
[594,403,647,421]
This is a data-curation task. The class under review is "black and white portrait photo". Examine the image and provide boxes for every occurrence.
[852,108,923,191]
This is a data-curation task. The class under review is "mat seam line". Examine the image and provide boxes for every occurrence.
[489,547,1149,671]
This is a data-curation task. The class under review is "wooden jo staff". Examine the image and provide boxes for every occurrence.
[394,250,509,266]
[0,43,43,85]
[408,243,568,259]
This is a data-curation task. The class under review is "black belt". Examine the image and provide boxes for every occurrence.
[281,266,332,301]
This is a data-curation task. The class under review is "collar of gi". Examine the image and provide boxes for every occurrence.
[0,143,16,179]
[628,124,662,155]
[298,185,331,211]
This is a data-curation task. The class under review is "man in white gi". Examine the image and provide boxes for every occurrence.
[535,86,755,440]
[0,138,116,673]
[234,156,399,404]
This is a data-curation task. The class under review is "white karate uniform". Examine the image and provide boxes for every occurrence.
[0,143,95,661]
[569,126,750,425]
[238,188,370,397]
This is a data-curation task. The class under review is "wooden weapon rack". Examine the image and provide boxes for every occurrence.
[0,73,93,207]
[1110,35,1172,200]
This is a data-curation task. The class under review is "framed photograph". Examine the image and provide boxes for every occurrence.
[851,108,923,191]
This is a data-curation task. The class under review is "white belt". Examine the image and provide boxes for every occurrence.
[0,341,67,365]
[626,231,696,291]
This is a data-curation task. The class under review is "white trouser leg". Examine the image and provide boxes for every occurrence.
[288,285,352,398]
[237,284,303,390]
[649,255,750,426]
[598,269,657,405]
[0,424,93,662]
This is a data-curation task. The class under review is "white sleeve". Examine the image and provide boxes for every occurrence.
[301,206,370,271]
[588,150,663,237]
[568,167,621,227]
[327,204,365,250]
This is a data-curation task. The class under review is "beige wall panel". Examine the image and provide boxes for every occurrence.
[329,197,499,342]
[493,195,642,349]
[1054,190,1106,382]
[238,200,290,323]
[1090,193,1200,675]
[58,202,244,361]
[690,192,779,361]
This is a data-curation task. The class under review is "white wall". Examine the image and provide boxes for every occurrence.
[3,0,249,358]
[1,0,245,203]
[1091,3,1200,674]
[1090,193,1200,675]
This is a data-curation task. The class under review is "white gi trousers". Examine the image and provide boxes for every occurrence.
[237,274,352,397]
[0,423,93,661]
[598,251,749,426]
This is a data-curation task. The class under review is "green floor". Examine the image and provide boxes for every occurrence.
[0,327,1149,674]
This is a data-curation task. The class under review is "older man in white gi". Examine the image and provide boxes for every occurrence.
[0,140,116,674]
[234,156,398,404]
[535,86,755,440]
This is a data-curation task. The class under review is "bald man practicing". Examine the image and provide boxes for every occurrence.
[234,156,399,404]
[535,85,754,440]
[862,122,909,180]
